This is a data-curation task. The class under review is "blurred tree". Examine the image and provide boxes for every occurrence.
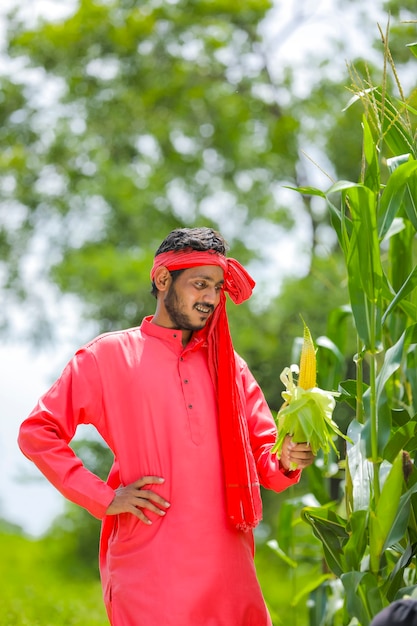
[1,0,405,343]
[1,0,293,336]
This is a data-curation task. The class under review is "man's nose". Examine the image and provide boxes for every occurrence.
[203,287,218,304]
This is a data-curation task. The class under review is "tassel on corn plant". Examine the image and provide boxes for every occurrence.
[272,319,350,468]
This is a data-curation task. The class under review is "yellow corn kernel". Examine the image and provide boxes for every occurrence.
[298,321,317,390]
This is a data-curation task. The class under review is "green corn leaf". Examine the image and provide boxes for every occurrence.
[346,232,381,350]
[375,324,417,406]
[266,540,298,569]
[345,420,373,512]
[379,158,417,238]
[383,422,417,463]
[362,114,380,193]
[344,509,368,571]
[382,483,417,551]
[284,185,326,198]
[302,506,348,577]
[406,41,417,59]
[384,540,416,599]
[327,181,383,350]
[346,184,382,304]
[290,574,334,607]
[341,571,383,626]
[369,452,405,572]
[382,265,417,324]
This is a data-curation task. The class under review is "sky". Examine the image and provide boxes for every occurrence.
[0,0,390,536]
[1,345,66,534]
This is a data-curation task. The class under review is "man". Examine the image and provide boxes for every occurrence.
[18,227,314,625]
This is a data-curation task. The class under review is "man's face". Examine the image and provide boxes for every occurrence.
[164,265,224,331]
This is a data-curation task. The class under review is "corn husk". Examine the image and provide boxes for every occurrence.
[272,321,350,467]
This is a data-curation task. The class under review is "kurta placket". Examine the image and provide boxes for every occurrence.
[18,316,301,626]
[179,337,207,445]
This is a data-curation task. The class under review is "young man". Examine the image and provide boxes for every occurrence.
[18,227,314,626]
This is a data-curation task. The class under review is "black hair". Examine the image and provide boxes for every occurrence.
[151,227,228,297]
[370,600,417,626]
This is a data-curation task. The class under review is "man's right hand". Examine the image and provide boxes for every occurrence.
[106,476,170,525]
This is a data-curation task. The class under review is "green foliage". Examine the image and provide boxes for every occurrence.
[0,531,107,625]
[289,29,417,625]
[260,493,326,625]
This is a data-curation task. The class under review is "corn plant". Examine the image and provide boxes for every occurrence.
[288,36,417,625]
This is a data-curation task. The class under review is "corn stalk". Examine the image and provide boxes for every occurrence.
[285,36,417,625]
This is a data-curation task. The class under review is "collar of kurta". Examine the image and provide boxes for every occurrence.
[150,249,262,531]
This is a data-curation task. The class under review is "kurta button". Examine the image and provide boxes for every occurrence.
[173,333,177,338]
[188,404,193,409]
[184,379,189,384]
[180,357,184,361]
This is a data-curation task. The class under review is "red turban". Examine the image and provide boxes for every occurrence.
[151,250,262,531]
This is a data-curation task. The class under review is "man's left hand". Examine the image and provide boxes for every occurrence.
[280,435,315,471]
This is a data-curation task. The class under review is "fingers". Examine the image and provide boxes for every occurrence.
[280,437,315,470]
[131,476,170,522]
[289,449,315,469]
[106,475,171,524]
[132,476,165,488]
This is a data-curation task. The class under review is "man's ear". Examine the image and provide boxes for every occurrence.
[153,266,171,293]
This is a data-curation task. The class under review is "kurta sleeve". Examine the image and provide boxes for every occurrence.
[17,347,116,519]
[237,356,302,492]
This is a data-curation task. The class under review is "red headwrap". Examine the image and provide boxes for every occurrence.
[151,250,262,531]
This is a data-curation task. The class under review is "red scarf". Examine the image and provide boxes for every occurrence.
[151,250,262,531]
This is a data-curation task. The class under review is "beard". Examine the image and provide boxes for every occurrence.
[164,283,214,331]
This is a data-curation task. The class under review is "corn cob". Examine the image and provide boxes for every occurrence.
[298,321,316,390]
[272,319,350,466]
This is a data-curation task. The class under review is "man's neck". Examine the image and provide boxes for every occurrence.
[181,329,192,346]
[150,312,193,347]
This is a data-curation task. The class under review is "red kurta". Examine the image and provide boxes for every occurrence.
[18,316,301,625]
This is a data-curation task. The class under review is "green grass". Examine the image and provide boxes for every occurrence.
[0,532,108,626]
[0,529,318,625]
